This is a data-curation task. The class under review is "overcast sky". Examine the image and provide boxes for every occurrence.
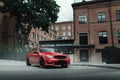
[55,0,74,22]
[55,0,90,22]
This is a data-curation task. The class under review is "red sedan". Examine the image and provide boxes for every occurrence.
[26,48,70,68]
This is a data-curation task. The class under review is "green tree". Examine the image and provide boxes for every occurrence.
[0,0,60,45]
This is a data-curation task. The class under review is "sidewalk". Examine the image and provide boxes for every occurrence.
[71,62,120,70]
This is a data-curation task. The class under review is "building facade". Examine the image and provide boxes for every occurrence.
[72,0,120,62]
[0,13,56,47]
[51,21,74,40]
[28,27,56,47]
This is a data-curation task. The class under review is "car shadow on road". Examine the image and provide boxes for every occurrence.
[31,65,69,69]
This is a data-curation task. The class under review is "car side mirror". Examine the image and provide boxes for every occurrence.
[34,51,39,54]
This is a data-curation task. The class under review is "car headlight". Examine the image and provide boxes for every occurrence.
[46,55,53,59]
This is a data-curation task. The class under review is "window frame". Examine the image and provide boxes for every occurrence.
[68,31,71,36]
[117,30,120,43]
[79,33,88,45]
[62,26,66,30]
[116,10,120,21]
[68,25,71,30]
[78,15,87,24]
[62,32,66,37]
[97,12,106,22]
[98,31,108,44]
[31,32,35,39]
[55,26,59,31]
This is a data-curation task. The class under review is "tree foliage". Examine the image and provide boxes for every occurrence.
[0,0,60,31]
[0,0,59,45]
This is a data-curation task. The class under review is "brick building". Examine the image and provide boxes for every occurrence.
[0,16,56,47]
[51,21,74,40]
[28,27,56,47]
[72,0,120,63]
[0,12,56,47]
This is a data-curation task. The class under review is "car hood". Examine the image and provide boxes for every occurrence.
[42,52,67,56]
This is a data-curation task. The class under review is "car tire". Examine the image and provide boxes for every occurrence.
[61,64,68,68]
[26,58,31,66]
[39,58,45,68]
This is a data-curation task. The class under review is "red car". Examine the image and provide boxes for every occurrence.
[26,48,70,68]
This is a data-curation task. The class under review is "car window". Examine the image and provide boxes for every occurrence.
[40,48,55,52]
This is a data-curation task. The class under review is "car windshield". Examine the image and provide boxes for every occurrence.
[40,48,55,52]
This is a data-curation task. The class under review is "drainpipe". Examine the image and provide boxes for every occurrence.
[87,6,91,62]
[108,1,114,47]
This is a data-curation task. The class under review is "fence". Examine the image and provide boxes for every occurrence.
[0,45,32,61]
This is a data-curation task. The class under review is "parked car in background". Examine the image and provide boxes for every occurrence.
[26,48,70,68]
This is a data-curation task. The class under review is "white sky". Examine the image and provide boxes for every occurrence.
[55,0,90,22]
[55,0,74,22]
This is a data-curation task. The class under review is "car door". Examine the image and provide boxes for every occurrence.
[28,51,35,64]
[32,51,40,64]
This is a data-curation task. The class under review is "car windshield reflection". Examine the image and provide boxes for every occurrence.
[40,48,55,52]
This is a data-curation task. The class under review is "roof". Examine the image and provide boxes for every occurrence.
[72,0,113,7]
[55,21,73,24]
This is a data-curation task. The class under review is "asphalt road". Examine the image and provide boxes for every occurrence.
[0,60,120,80]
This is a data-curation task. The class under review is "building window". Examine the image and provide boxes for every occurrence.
[57,33,59,36]
[98,31,108,44]
[62,32,66,39]
[68,31,71,36]
[97,12,106,22]
[55,26,59,30]
[62,32,66,36]
[116,10,120,21]
[51,26,54,30]
[31,43,34,47]
[79,33,88,44]
[68,25,71,30]
[78,15,87,24]
[39,36,41,40]
[40,36,43,40]
[50,33,52,37]
[31,32,35,39]
[36,34,39,41]
[118,30,120,43]
[62,26,66,30]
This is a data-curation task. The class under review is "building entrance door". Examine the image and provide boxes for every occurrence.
[80,50,89,62]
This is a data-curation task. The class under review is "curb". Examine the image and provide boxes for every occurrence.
[71,63,120,70]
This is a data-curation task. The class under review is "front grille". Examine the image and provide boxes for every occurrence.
[54,60,67,65]
[54,56,66,59]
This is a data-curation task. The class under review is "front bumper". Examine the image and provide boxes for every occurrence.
[44,58,70,66]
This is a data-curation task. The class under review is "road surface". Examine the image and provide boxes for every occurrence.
[0,60,120,80]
